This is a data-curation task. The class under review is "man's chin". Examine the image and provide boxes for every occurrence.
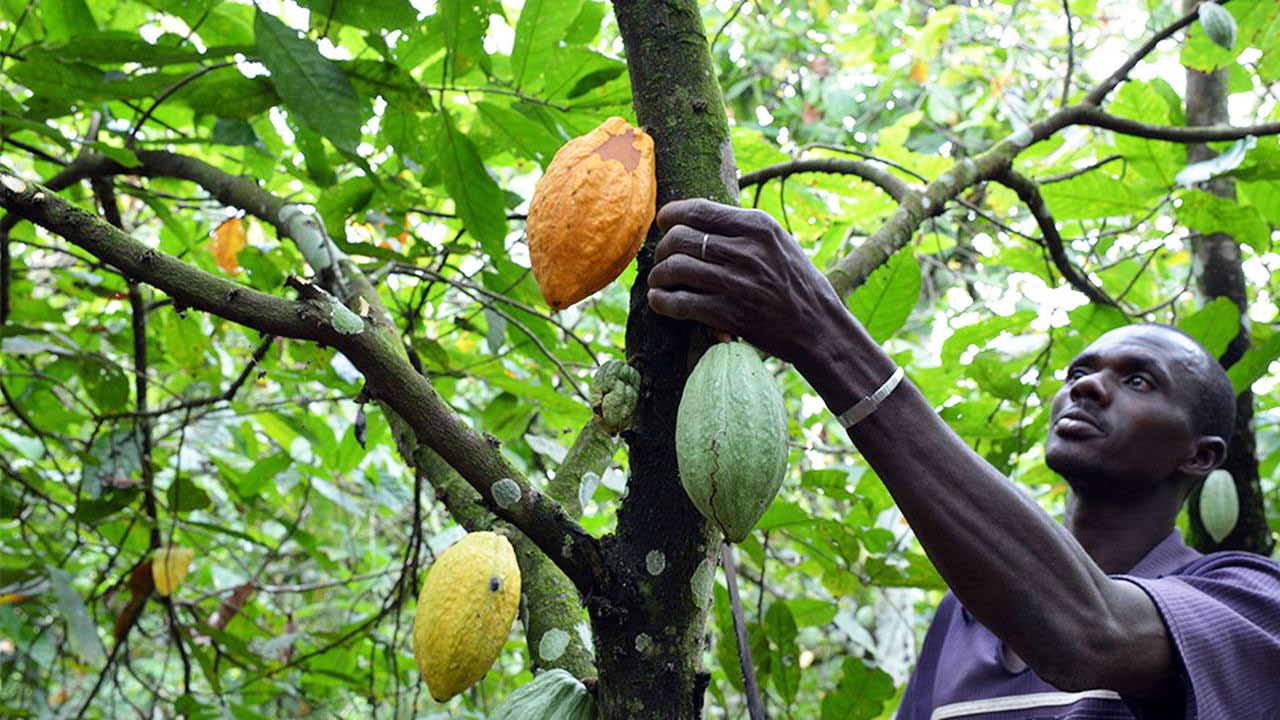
[1044,442,1104,482]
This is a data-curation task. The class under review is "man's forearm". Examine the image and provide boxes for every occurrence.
[799,312,1123,685]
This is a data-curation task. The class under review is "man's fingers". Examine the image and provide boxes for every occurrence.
[647,287,735,333]
[656,198,780,237]
[647,253,738,294]
[654,225,745,265]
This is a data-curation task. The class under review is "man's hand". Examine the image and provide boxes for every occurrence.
[646,198,850,371]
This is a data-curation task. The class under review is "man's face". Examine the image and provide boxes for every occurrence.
[1044,325,1204,496]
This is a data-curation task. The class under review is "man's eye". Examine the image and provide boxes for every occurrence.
[1126,375,1152,389]
[1067,367,1088,380]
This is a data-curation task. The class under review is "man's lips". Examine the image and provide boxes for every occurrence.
[1054,408,1105,437]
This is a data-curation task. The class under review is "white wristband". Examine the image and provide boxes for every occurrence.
[835,366,904,429]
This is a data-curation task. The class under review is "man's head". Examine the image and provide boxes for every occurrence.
[1044,323,1234,500]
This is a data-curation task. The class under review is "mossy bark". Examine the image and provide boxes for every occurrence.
[1180,2,1274,556]
[594,2,738,717]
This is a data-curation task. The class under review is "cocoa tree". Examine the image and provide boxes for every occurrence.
[1,1,1278,718]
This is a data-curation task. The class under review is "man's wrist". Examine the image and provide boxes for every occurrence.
[793,312,898,416]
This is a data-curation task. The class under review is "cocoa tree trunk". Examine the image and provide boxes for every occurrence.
[1182,0,1274,556]
[590,1,741,717]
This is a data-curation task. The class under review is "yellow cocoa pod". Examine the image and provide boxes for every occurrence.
[413,531,521,702]
[527,116,656,311]
[152,547,194,597]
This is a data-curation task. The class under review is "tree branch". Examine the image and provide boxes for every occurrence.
[737,157,915,203]
[1083,2,1209,106]
[822,1,1255,300]
[1074,104,1280,142]
[0,169,610,599]
[993,169,1121,308]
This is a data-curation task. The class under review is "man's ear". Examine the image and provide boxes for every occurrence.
[1180,434,1227,478]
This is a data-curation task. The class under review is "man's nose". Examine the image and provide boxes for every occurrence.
[1068,371,1110,405]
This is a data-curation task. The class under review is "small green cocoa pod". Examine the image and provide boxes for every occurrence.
[676,341,788,543]
[490,668,596,720]
[1199,468,1238,544]
[1198,2,1237,50]
[590,360,640,435]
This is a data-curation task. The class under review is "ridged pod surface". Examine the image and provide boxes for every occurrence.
[1198,2,1237,50]
[676,342,789,543]
[412,531,521,701]
[1200,468,1239,544]
[527,116,656,311]
[152,547,194,597]
[489,668,596,720]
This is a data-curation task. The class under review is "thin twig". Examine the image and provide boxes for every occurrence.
[1061,0,1075,107]
[127,63,235,146]
[1037,154,1122,184]
[722,543,765,720]
[710,0,751,53]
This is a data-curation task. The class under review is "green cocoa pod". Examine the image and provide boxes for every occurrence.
[1199,468,1238,544]
[490,668,596,720]
[590,360,640,435]
[676,341,788,543]
[1198,2,1237,50]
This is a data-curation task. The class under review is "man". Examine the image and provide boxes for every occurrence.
[645,198,1280,719]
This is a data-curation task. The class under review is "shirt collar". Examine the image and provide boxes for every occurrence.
[1124,528,1202,578]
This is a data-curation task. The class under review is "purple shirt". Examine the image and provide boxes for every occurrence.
[896,530,1280,720]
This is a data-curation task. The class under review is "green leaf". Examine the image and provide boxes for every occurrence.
[564,0,607,44]
[511,0,586,91]
[541,48,631,105]
[211,118,260,146]
[317,176,376,240]
[45,31,218,65]
[293,0,417,32]
[432,113,509,257]
[436,0,494,80]
[1109,81,1183,190]
[1177,190,1271,252]
[969,348,1027,401]
[47,567,106,665]
[820,657,895,720]
[756,500,815,530]
[79,354,130,412]
[7,54,184,102]
[1041,171,1154,220]
[342,59,431,111]
[254,9,367,154]
[476,101,563,168]
[1227,331,1280,394]
[73,489,140,524]
[864,551,946,590]
[82,428,143,498]
[43,0,98,45]
[788,598,838,628]
[765,601,800,704]
[846,250,921,343]
[238,453,293,498]
[175,73,280,119]
[1178,297,1240,360]
[167,475,212,512]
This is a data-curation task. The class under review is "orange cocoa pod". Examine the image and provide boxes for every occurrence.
[527,117,656,311]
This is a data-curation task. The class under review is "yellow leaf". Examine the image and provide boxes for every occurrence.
[152,547,195,596]
[908,61,928,84]
[209,217,246,274]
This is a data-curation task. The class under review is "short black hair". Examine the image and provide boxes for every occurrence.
[1133,322,1236,441]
